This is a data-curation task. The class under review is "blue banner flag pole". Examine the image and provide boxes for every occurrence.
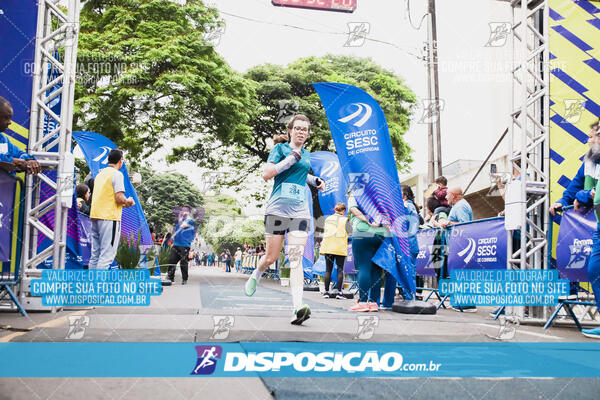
[72,131,153,246]
[310,151,349,216]
[312,82,415,296]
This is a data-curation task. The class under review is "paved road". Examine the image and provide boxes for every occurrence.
[0,267,598,399]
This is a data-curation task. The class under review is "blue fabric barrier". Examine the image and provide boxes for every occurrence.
[0,171,26,316]
[416,228,440,277]
[0,172,17,264]
[555,207,595,282]
[415,217,507,277]
[446,217,507,272]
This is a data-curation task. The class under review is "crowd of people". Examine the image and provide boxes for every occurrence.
[161,241,269,275]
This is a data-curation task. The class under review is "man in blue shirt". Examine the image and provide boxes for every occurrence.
[437,187,476,312]
[168,208,196,285]
[0,96,40,175]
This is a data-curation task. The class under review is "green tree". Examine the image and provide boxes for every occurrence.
[135,172,203,234]
[74,0,256,165]
[199,194,264,254]
[202,194,242,217]
[205,219,264,256]
[172,54,417,174]
[74,157,89,184]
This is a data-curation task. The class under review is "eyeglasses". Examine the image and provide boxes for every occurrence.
[292,126,309,133]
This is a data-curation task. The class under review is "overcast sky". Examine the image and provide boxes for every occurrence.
[147,0,514,215]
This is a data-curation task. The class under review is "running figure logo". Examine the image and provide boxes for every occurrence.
[338,103,373,127]
[354,315,379,339]
[191,345,223,375]
[66,315,90,340]
[276,100,299,124]
[348,173,369,196]
[419,243,444,271]
[203,22,226,47]
[92,146,112,165]
[418,99,445,124]
[288,245,303,267]
[487,315,519,340]
[199,171,222,194]
[210,316,234,340]
[563,100,586,124]
[458,238,477,264]
[344,22,370,47]
[566,241,592,269]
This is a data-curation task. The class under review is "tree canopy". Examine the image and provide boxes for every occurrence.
[172,54,417,173]
[74,2,418,208]
[135,171,203,234]
[199,194,264,255]
[74,0,256,165]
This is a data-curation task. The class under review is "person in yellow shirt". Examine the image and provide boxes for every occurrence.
[89,149,135,269]
[320,202,351,298]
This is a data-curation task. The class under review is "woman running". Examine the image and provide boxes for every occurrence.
[244,114,324,325]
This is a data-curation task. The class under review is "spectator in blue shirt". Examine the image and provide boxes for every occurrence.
[436,187,476,312]
[437,187,473,227]
[167,208,196,285]
[0,96,41,175]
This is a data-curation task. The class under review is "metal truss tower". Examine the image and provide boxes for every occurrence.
[507,0,550,321]
[19,0,80,309]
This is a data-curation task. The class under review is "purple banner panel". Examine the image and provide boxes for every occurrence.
[556,208,595,282]
[447,218,507,272]
[310,151,348,216]
[0,173,16,262]
[78,213,92,265]
[416,228,438,277]
[344,240,356,275]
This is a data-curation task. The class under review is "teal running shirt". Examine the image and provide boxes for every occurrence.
[265,142,311,218]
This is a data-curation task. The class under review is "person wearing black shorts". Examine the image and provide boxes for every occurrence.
[244,114,325,325]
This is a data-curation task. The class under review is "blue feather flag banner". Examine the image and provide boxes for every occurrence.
[312,82,415,296]
[310,151,348,216]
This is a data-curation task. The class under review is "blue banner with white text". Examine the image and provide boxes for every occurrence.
[447,218,507,272]
[310,151,348,216]
[416,228,439,277]
[555,207,596,282]
[1,342,600,377]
